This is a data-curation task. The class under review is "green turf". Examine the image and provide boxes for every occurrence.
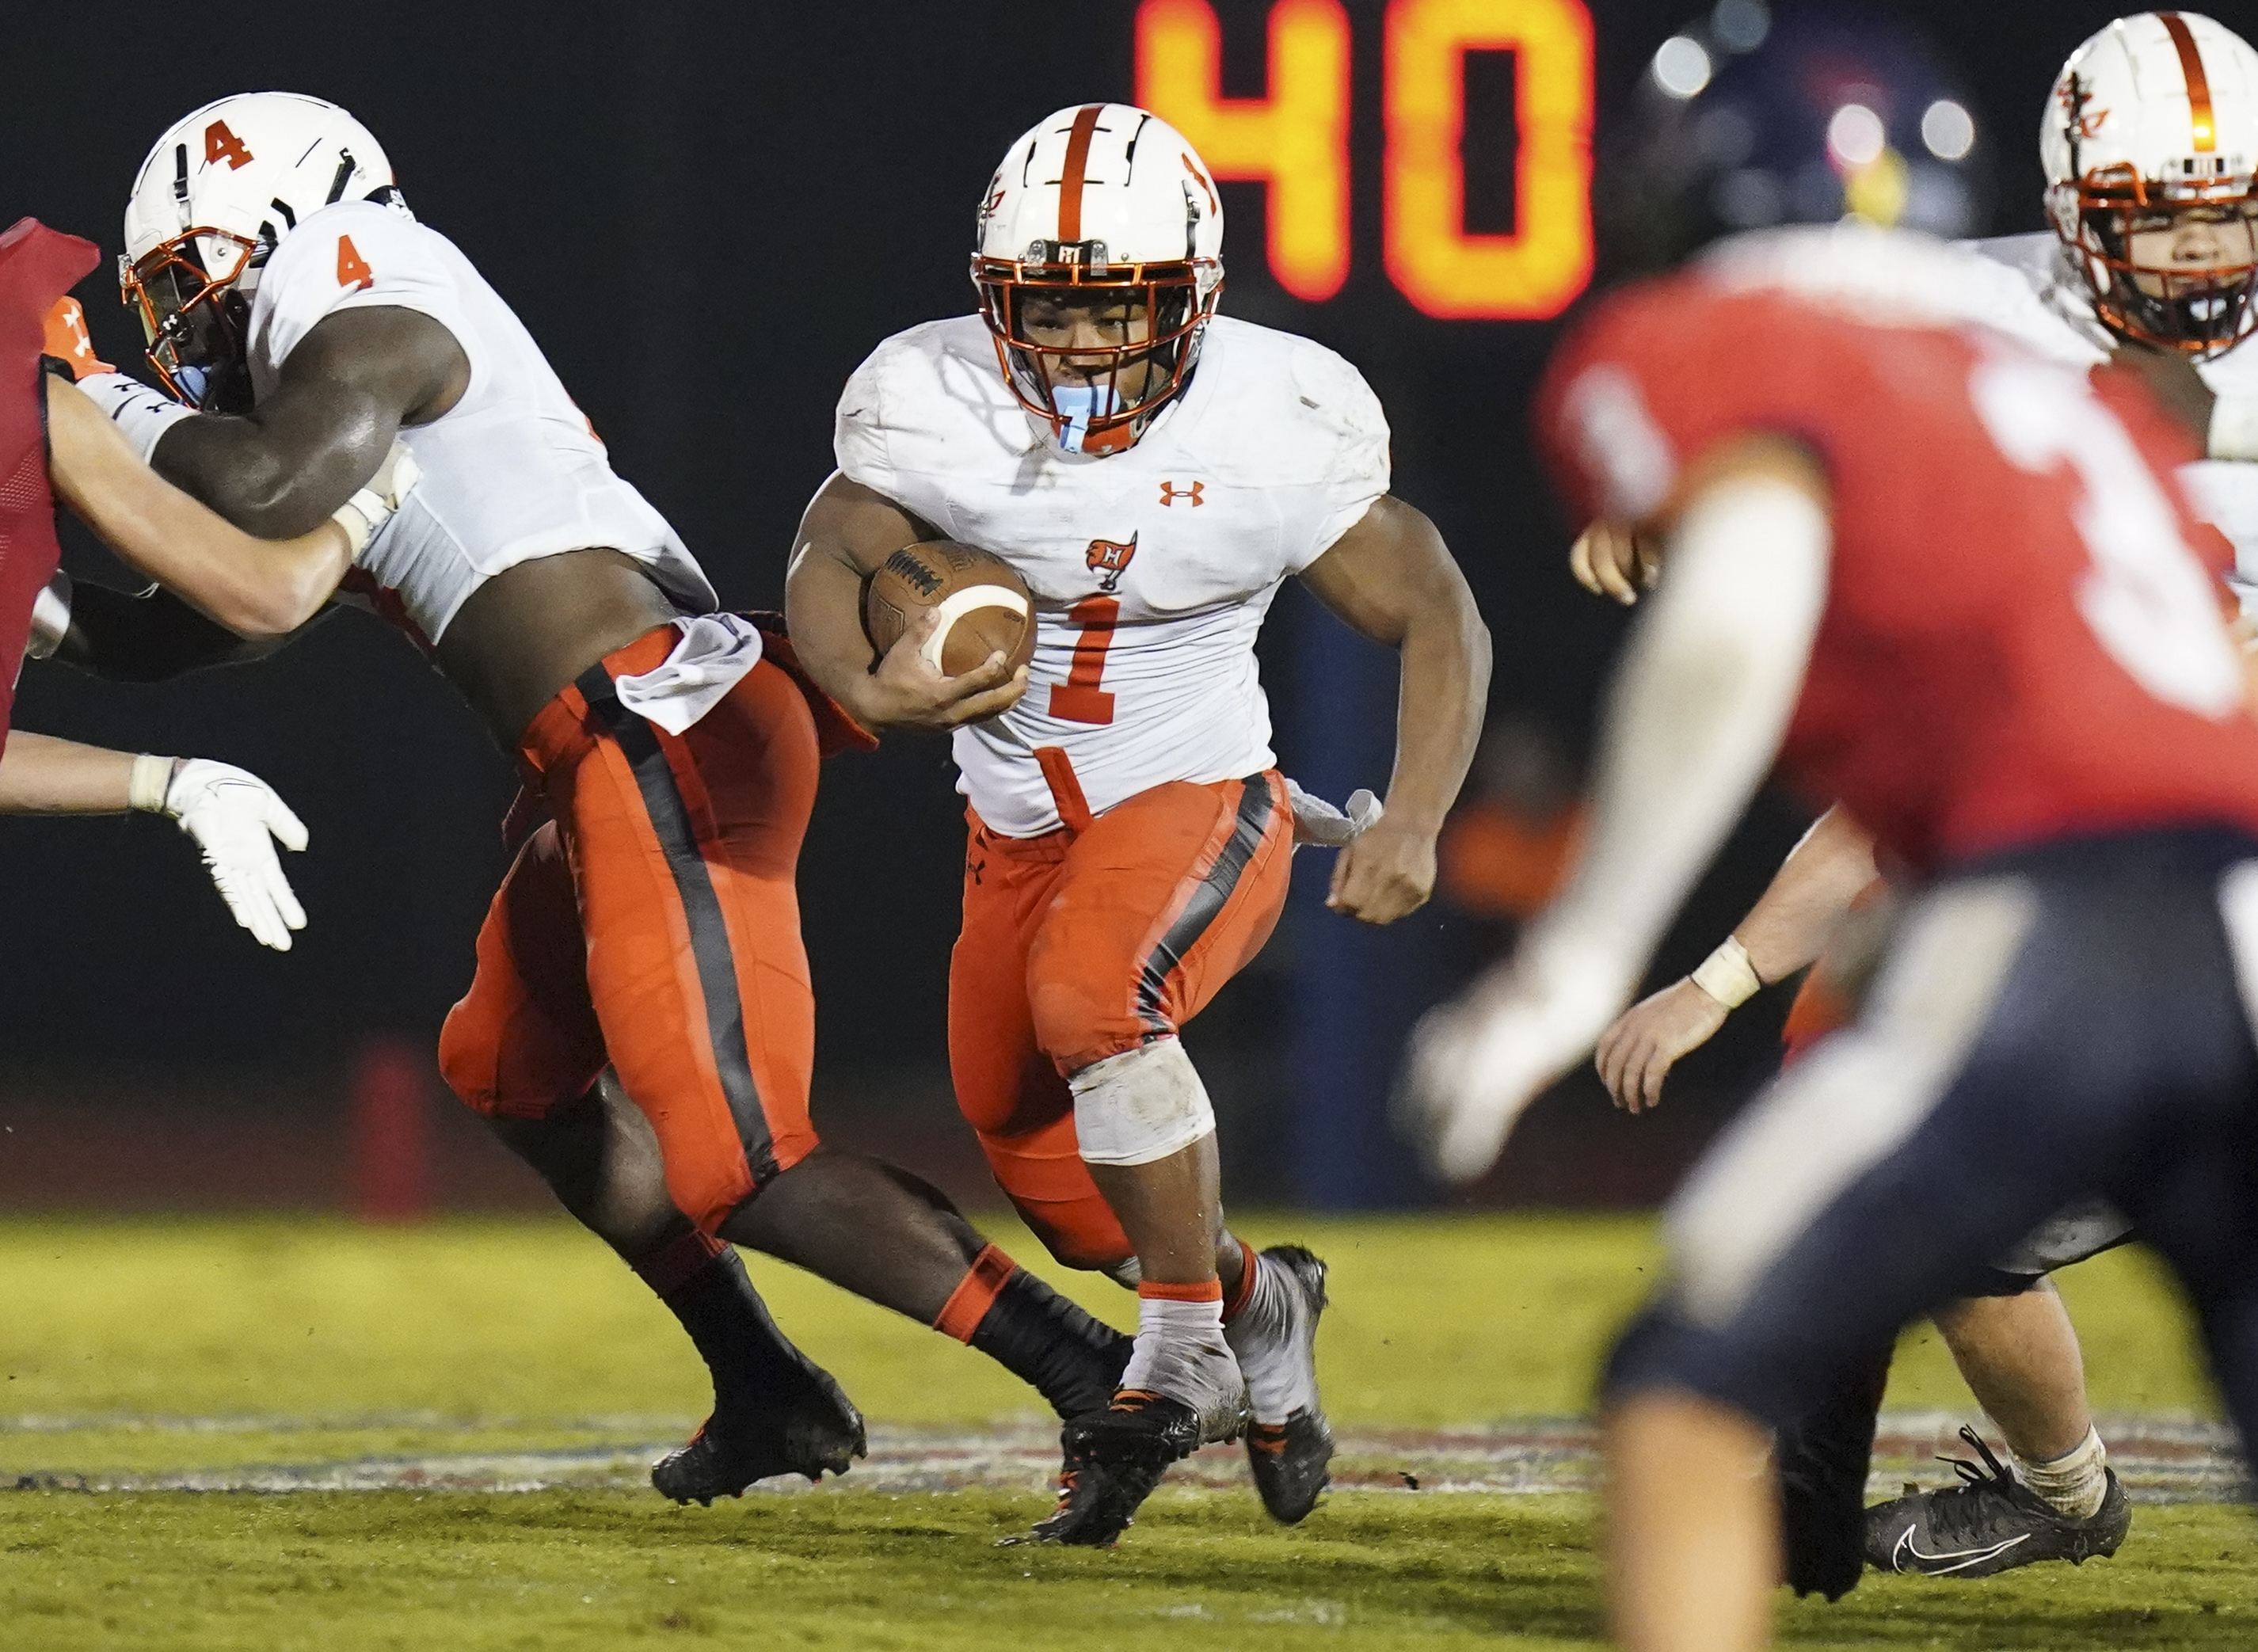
[0,1212,2218,1470]
[1,1490,2252,1651]
[0,1212,2245,1648]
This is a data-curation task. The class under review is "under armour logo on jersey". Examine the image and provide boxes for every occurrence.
[1085,534,1137,592]
[1159,480,1205,508]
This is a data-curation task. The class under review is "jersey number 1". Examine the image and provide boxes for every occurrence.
[1047,596,1118,725]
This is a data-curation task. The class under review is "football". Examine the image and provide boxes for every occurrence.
[862,540,1036,678]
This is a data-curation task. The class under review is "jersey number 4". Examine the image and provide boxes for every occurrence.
[1971,354,2244,719]
[337,235,375,292]
[1047,596,1118,725]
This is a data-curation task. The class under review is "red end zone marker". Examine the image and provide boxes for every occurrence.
[350,1035,432,1223]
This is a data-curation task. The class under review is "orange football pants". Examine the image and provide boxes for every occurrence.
[440,625,822,1233]
[948,768,1294,1271]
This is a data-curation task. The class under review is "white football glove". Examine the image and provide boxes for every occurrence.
[330,440,421,555]
[1396,927,1639,1184]
[1285,778,1383,848]
[142,758,311,952]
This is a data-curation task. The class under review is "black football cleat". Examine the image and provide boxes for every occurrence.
[1864,1426,2131,1578]
[650,1360,866,1505]
[1246,1410,1335,1525]
[1228,1245,1335,1524]
[1016,1390,1203,1547]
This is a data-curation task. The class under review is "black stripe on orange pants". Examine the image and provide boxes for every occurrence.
[440,624,821,1234]
[946,770,1293,1271]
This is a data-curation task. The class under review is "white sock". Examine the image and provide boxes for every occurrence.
[1223,1253,1320,1426]
[1119,1292,1242,1426]
[2016,1426,2109,1521]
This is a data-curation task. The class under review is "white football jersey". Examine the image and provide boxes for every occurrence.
[836,314,1389,837]
[1967,232,2258,596]
[246,200,716,645]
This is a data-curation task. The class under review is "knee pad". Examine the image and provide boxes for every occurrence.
[1068,1038,1216,1167]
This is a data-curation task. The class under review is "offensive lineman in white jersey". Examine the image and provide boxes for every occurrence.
[786,105,1491,1543]
[1559,10,2258,1583]
[65,92,1172,1507]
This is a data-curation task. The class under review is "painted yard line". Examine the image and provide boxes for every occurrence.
[6,1417,2248,1502]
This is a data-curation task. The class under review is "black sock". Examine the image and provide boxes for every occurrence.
[941,1247,1132,1418]
[635,1229,810,1403]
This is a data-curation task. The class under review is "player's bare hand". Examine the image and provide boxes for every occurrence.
[1327,816,1435,924]
[1568,520,1659,605]
[1594,978,1727,1114]
[857,609,1028,732]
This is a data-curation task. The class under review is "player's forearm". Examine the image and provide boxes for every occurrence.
[0,733,139,814]
[150,410,378,542]
[1533,467,1830,991]
[1383,593,1491,835]
[1728,805,1879,982]
[48,380,352,636]
[783,539,881,718]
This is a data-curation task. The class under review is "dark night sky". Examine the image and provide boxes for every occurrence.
[0,0,2180,1091]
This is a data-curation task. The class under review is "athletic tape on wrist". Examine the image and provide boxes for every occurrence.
[128,753,175,815]
[73,371,194,465]
[1689,934,1763,1010]
[330,488,389,557]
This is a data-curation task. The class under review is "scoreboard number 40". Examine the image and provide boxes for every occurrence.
[1136,0,1595,320]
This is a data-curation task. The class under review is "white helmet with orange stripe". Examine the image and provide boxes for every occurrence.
[2045,12,2258,355]
[120,93,402,408]
[972,103,1225,455]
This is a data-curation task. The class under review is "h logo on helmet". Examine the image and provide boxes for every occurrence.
[1085,535,1138,592]
[1159,480,1205,508]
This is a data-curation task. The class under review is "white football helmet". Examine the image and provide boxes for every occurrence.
[120,93,402,407]
[972,103,1224,455]
[2043,12,2258,354]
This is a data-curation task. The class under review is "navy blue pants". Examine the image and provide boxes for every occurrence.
[1609,827,2258,1452]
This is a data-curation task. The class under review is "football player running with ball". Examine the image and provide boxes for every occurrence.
[786,105,1490,1543]
[67,93,1147,1505]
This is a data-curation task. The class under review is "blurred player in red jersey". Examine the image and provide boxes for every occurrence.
[786,105,1490,1541]
[2,219,412,949]
[1571,10,2258,1589]
[1402,11,2258,1650]
[59,93,1145,1505]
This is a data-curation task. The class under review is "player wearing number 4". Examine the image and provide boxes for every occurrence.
[68,92,1154,1505]
[786,104,1490,1544]
[1401,16,2258,1650]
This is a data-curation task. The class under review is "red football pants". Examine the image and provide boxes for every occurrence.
[948,770,1293,1270]
[440,626,821,1233]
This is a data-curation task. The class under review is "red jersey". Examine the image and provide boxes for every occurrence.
[1539,226,2258,876]
[0,219,98,744]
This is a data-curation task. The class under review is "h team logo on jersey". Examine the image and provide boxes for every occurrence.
[1085,535,1138,592]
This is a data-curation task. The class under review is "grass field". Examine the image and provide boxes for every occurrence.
[2,1212,2251,1648]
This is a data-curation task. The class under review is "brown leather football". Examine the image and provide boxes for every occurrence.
[862,540,1036,678]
